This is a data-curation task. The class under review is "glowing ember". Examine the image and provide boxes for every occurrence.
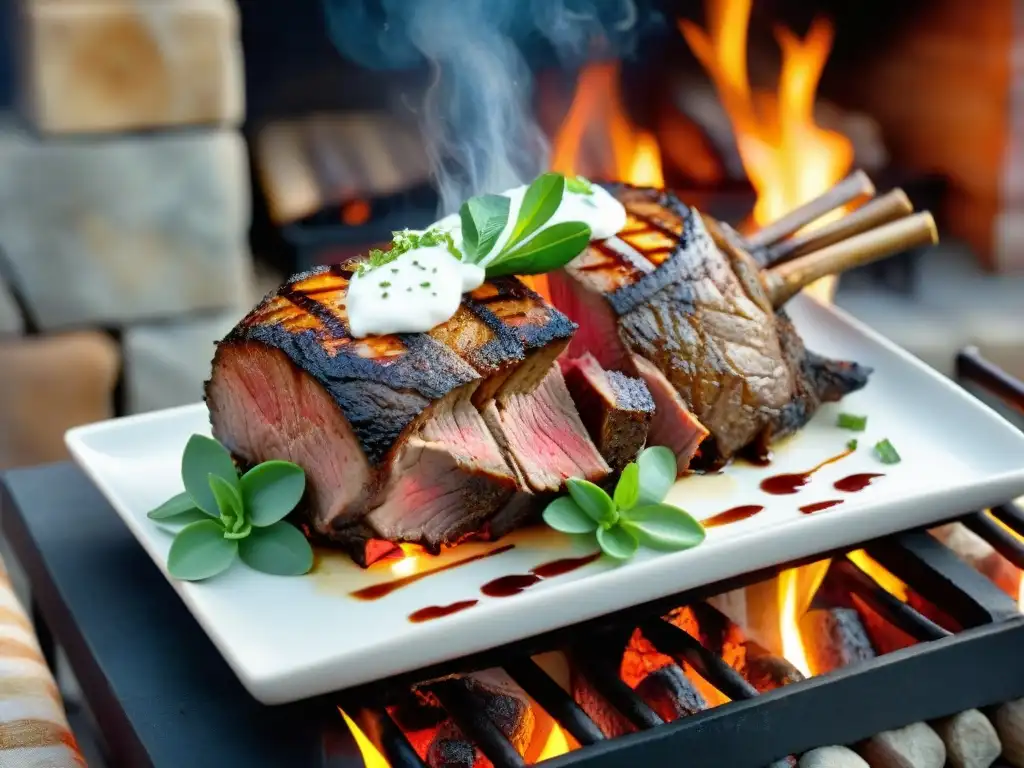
[535,722,571,761]
[340,709,389,768]
[680,0,854,300]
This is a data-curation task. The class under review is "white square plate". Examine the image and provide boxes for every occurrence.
[66,295,1024,704]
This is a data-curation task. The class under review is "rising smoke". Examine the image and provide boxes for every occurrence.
[322,0,657,215]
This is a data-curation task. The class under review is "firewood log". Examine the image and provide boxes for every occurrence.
[857,722,946,768]
[931,709,1002,768]
[799,746,869,768]
[993,699,1024,768]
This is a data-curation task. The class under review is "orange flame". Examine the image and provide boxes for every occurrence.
[340,709,390,768]
[550,61,664,188]
[680,0,853,301]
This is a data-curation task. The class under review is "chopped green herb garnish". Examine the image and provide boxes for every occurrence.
[420,281,431,288]
[837,413,867,431]
[355,228,461,277]
[379,281,391,288]
[382,292,389,299]
[566,175,595,195]
[847,438,858,451]
[874,438,901,465]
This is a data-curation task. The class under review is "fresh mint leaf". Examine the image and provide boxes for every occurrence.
[148,491,204,520]
[566,477,617,526]
[566,175,595,195]
[636,446,678,505]
[238,522,314,576]
[596,524,638,560]
[620,503,706,551]
[240,460,306,527]
[500,173,565,256]
[167,520,238,581]
[460,194,510,264]
[181,435,238,517]
[613,463,640,511]
[543,496,599,534]
[485,222,591,277]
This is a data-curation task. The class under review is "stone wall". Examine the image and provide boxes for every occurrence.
[0,0,253,469]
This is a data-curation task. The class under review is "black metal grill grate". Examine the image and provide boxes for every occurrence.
[334,347,1024,768]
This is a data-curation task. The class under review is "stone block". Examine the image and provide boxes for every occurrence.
[123,310,240,414]
[21,0,244,133]
[0,332,120,469]
[0,123,253,330]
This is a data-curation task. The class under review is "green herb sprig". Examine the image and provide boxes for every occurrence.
[542,446,706,560]
[459,173,592,276]
[148,435,313,581]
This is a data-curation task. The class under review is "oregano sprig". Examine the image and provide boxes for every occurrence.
[147,435,313,581]
[543,446,706,560]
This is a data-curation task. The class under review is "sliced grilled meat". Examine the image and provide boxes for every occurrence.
[561,353,654,471]
[206,266,581,553]
[550,184,871,469]
[483,367,611,493]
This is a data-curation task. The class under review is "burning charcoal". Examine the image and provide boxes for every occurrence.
[798,607,874,675]
[634,665,707,722]
[851,594,918,656]
[932,709,1002,768]
[857,722,946,768]
[798,746,869,768]
[570,658,635,739]
[994,699,1024,768]
[424,670,535,767]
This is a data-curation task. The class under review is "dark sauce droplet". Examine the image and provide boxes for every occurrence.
[481,574,541,597]
[800,500,844,514]
[531,552,601,578]
[703,505,764,528]
[350,544,515,601]
[408,600,478,623]
[834,473,884,493]
[760,447,855,496]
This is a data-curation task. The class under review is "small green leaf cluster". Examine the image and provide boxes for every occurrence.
[356,229,460,277]
[542,446,706,560]
[460,173,593,276]
[147,435,312,581]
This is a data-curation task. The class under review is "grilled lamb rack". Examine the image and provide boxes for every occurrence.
[548,181,935,470]
[205,267,637,557]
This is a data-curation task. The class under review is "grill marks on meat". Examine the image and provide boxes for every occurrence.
[551,184,871,469]
[206,265,616,553]
[561,353,654,472]
[483,368,611,493]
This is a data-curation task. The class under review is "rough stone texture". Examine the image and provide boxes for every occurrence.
[20,0,244,134]
[932,709,1001,768]
[0,276,24,335]
[858,722,946,768]
[798,746,869,768]
[123,311,240,414]
[0,122,253,330]
[0,332,120,469]
[994,698,1024,767]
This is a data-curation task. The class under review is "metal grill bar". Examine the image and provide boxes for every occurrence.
[963,511,1024,571]
[832,557,950,642]
[503,658,605,746]
[639,617,758,701]
[570,643,664,730]
[990,502,1024,537]
[349,707,428,768]
[431,678,527,768]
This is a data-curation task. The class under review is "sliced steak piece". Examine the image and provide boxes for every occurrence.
[560,353,654,471]
[425,671,535,768]
[364,395,518,551]
[206,266,563,550]
[630,355,709,474]
[483,368,611,493]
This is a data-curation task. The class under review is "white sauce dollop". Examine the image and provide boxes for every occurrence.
[346,180,628,339]
[347,246,485,338]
